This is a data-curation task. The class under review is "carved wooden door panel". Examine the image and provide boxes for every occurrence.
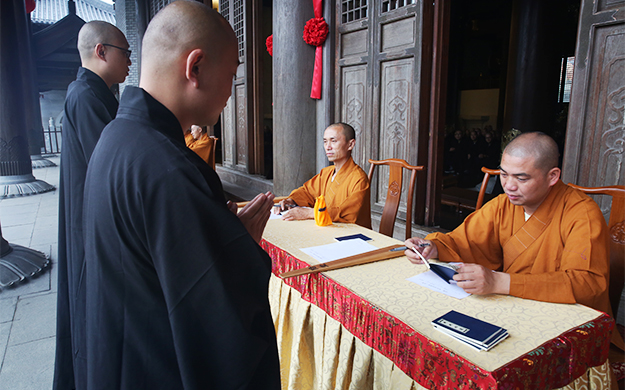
[219,0,263,174]
[335,1,431,225]
[563,0,625,208]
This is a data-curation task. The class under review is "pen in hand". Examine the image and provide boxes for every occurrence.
[410,246,431,269]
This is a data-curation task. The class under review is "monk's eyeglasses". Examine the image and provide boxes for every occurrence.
[101,43,132,59]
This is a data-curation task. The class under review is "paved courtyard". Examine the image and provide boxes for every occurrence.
[0,155,59,390]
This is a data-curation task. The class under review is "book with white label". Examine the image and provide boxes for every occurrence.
[431,310,509,351]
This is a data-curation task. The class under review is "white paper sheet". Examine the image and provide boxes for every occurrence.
[407,271,471,299]
[300,239,377,262]
[269,212,283,220]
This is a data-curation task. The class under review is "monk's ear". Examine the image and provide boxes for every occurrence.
[185,49,205,89]
[547,167,561,186]
[347,138,355,151]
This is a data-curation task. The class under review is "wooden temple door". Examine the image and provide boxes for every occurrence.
[562,0,625,193]
[335,0,433,229]
[219,0,264,175]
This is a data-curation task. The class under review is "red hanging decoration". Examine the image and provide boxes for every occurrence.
[306,0,325,100]
[25,0,36,13]
[302,17,328,47]
[266,35,273,56]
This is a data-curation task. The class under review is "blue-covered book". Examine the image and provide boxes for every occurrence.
[431,310,509,351]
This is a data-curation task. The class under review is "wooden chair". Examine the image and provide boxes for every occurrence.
[476,167,501,210]
[367,159,424,240]
[207,136,218,170]
[568,184,625,320]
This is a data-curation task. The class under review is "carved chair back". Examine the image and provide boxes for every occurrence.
[568,184,625,319]
[367,159,424,240]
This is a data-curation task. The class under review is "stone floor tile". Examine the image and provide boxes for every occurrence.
[1,225,33,246]
[0,322,11,371]
[0,336,55,390]
[0,298,17,323]
[9,293,56,346]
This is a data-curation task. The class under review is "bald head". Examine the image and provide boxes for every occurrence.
[140,1,239,130]
[142,1,236,81]
[328,123,356,142]
[503,132,559,172]
[77,21,125,63]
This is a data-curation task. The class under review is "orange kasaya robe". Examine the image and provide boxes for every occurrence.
[184,131,195,146]
[427,180,623,348]
[186,133,215,166]
[288,156,371,228]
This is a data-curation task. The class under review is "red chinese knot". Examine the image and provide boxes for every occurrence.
[303,17,329,47]
[266,35,273,56]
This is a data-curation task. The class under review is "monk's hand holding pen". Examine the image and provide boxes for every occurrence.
[274,198,297,214]
[404,237,437,265]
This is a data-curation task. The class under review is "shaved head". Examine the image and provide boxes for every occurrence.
[328,122,356,141]
[141,1,236,82]
[503,132,559,173]
[77,21,125,63]
[140,1,239,130]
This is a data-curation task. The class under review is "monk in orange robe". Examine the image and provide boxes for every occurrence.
[406,132,623,349]
[186,125,215,166]
[273,123,371,228]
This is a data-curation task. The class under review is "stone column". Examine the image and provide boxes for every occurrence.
[0,0,54,197]
[272,1,318,195]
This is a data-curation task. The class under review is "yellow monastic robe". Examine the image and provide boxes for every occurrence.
[184,131,195,146]
[288,156,371,228]
[187,133,215,166]
[428,180,623,347]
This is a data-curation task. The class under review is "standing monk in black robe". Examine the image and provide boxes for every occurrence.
[82,2,281,388]
[54,21,131,390]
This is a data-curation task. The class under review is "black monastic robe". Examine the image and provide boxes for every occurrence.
[82,86,280,389]
[55,67,118,390]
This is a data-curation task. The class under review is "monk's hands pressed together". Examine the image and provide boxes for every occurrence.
[237,191,275,243]
[226,200,238,214]
[273,198,297,214]
[404,237,437,264]
[453,263,510,295]
[281,206,314,221]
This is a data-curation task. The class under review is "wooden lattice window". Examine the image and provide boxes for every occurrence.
[381,0,415,13]
[220,0,230,22]
[341,0,368,24]
[233,0,245,59]
[149,0,173,19]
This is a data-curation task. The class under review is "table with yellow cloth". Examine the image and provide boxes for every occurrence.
[261,219,614,389]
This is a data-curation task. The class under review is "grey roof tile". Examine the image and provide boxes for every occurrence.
[31,0,114,25]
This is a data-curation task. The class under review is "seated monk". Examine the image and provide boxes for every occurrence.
[274,122,371,228]
[186,124,215,165]
[405,132,624,349]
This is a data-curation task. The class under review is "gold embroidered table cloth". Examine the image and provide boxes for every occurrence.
[262,219,613,389]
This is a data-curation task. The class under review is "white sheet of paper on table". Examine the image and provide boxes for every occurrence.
[407,270,471,299]
[269,212,283,220]
[300,239,377,263]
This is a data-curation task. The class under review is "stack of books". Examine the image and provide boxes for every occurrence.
[431,310,509,351]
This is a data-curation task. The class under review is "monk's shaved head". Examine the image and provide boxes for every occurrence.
[503,132,559,172]
[77,21,125,63]
[141,1,236,81]
[329,123,356,141]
